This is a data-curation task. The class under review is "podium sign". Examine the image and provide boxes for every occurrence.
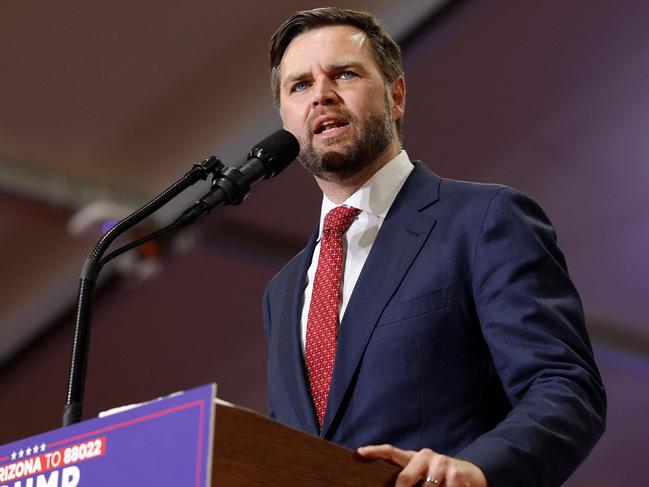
[0,384,215,487]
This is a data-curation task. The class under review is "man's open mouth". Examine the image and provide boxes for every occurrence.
[314,118,350,134]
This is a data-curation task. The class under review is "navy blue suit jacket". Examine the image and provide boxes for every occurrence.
[263,161,606,486]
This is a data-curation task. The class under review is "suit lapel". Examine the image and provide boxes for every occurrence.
[321,162,441,437]
[276,230,320,435]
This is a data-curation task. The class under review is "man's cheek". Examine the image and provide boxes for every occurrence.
[280,118,306,141]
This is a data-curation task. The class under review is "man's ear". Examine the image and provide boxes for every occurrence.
[390,76,406,122]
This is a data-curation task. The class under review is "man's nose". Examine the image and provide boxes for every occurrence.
[312,78,338,106]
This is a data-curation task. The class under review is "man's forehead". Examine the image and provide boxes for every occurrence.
[280,25,371,73]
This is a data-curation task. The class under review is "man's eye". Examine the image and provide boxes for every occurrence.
[338,71,356,79]
[292,81,310,92]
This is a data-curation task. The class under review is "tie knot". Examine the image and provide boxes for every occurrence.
[323,206,360,234]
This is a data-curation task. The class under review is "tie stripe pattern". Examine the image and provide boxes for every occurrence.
[305,205,360,429]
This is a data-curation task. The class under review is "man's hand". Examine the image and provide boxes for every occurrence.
[357,444,488,487]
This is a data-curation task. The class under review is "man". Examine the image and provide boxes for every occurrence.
[262,7,605,486]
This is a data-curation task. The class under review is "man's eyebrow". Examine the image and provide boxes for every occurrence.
[325,61,367,72]
[283,71,309,87]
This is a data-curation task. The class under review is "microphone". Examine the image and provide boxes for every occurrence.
[175,129,299,227]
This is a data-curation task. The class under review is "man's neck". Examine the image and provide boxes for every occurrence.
[315,144,401,204]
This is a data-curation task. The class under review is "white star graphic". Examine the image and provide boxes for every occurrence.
[32,445,40,454]
[11,451,16,460]
[40,443,46,451]
[26,447,32,456]
[18,449,24,458]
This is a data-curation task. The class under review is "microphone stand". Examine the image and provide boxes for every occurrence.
[62,155,223,427]
[62,129,298,427]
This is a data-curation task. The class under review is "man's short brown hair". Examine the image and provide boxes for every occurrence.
[269,7,403,108]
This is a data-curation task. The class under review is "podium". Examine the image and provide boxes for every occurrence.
[0,384,399,486]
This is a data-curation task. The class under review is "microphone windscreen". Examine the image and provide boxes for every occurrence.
[249,129,300,178]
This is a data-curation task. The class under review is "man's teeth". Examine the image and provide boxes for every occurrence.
[320,121,343,133]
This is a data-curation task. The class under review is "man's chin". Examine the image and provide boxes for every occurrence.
[298,149,369,183]
[321,149,351,167]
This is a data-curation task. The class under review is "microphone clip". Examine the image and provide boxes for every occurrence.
[191,155,225,180]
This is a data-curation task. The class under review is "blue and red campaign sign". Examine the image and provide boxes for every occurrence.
[0,384,216,487]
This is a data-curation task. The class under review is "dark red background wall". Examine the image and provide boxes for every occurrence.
[1,2,648,485]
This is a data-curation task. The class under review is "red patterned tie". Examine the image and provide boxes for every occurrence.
[305,205,360,428]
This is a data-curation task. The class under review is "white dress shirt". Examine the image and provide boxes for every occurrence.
[300,150,415,351]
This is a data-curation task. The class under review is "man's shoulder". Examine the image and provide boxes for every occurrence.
[416,160,502,189]
[406,162,549,233]
[410,160,519,209]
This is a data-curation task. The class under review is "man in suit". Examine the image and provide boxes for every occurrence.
[263,7,606,486]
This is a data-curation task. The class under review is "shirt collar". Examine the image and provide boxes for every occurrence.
[318,150,414,237]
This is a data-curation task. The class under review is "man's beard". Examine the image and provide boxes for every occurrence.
[297,102,394,183]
